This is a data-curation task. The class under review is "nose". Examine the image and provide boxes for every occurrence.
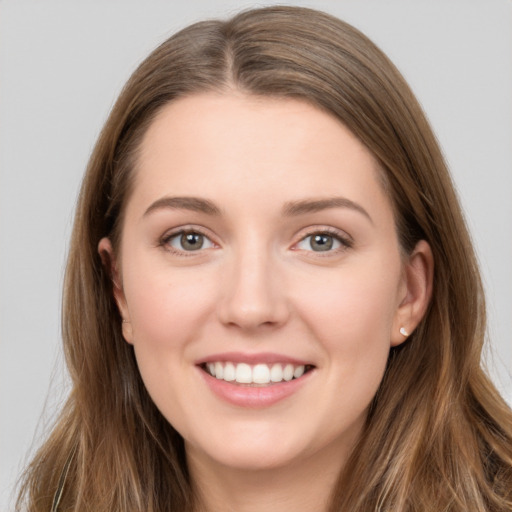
[217,245,290,331]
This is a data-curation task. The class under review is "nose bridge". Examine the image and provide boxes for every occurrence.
[218,234,289,330]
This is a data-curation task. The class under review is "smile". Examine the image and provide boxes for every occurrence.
[203,362,313,385]
[197,353,316,407]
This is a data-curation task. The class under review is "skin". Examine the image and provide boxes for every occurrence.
[99,92,433,512]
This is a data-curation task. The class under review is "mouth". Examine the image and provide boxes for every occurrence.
[199,361,315,386]
[196,354,316,407]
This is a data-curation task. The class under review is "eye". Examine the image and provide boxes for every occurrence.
[295,231,349,252]
[165,230,214,252]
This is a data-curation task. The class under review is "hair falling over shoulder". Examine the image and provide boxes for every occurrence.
[16,6,512,512]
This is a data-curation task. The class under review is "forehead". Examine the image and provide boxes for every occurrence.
[129,92,390,218]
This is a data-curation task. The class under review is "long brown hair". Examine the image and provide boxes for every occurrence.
[17,6,512,511]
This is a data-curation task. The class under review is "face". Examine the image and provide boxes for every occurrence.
[101,93,428,475]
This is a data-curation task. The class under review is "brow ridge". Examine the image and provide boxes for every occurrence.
[282,197,373,223]
[144,195,372,223]
[144,196,221,217]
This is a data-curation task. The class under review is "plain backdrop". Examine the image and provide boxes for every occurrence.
[1,1,511,509]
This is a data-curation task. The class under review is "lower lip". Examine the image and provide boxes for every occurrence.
[198,368,313,408]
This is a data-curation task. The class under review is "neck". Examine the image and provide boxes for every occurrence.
[187,439,353,512]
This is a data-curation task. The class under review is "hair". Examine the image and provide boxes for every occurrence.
[16,6,512,512]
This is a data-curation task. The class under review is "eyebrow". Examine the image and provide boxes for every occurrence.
[143,195,372,224]
[143,196,221,217]
[282,197,373,224]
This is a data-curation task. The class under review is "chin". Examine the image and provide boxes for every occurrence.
[201,447,302,472]
[185,426,311,472]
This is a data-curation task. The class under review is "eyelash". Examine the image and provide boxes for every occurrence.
[160,227,353,256]
[160,227,216,256]
[294,227,353,254]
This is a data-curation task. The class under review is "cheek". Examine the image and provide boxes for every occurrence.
[121,264,218,423]
[294,258,400,369]
[122,256,217,347]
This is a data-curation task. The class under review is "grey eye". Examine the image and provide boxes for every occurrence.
[168,231,213,251]
[297,233,341,252]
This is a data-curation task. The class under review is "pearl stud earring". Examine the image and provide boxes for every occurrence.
[399,327,409,336]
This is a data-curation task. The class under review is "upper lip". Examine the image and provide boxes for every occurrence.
[196,351,314,366]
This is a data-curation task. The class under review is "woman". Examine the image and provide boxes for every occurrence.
[16,6,512,511]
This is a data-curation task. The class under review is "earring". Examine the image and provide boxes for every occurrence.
[122,319,129,323]
[399,327,409,337]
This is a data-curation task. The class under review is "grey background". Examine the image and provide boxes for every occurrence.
[1,1,511,509]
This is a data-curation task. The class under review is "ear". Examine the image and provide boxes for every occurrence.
[391,240,434,347]
[98,237,134,344]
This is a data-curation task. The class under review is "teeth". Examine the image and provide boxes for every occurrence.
[205,362,308,385]
[270,363,283,382]
[253,364,270,384]
[224,362,236,382]
[283,364,294,381]
[214,362,224,380]
[293,365,305,378]
[235,363,252,383]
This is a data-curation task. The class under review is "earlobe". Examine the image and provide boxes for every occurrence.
[391,240,434,346]
[98,237,134,344]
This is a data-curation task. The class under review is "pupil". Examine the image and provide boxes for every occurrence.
[312,234,333,251]
[181,232,203,250]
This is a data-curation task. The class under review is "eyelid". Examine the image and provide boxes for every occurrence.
[292,226,354,252]
[159,225,219,255]
[158,224,353,255]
